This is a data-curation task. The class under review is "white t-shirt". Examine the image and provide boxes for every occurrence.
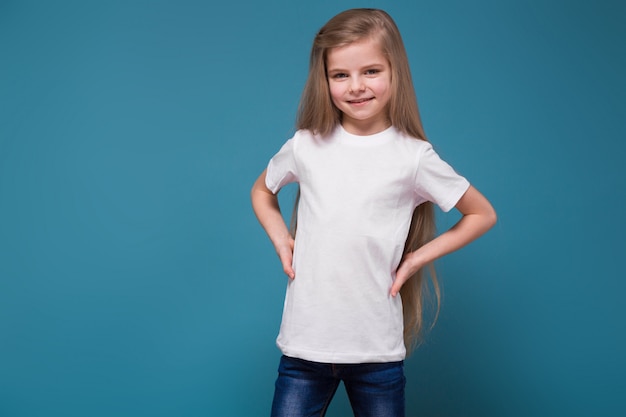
[265,125,470,363]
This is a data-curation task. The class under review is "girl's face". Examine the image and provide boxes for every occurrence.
[326,37,392,136]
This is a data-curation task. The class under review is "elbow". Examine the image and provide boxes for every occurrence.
[251,170,271,203]
[486,205,497,230]
[250,186,264,211]
[250,186,256,206]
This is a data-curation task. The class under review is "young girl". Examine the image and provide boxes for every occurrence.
[251,8,496,417]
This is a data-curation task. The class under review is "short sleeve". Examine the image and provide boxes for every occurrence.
[265,137,299,194]
[414,144,470,212]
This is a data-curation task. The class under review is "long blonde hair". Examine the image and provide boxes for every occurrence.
[293,8,440,352]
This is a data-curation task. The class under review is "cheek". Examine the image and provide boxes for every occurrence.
[328,83,344,101]
[328,84,345,107]
[371,78,391,96]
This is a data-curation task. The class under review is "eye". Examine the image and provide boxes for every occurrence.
[330,72,348,79]
[365,69,380,75]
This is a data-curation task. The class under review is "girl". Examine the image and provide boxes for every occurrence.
[251,8,496,417]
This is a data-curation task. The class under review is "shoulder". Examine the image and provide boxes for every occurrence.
[290,128,338,151]
[289,129,318,146]
[390,128,433,155]
[273,129,317,154]
[292,128,325,139]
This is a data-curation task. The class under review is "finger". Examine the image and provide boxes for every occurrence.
[390,273,406,297]
[284,267,295,280]
[390,282,401,297]
[278,250,295,279]
[282,258,295,279]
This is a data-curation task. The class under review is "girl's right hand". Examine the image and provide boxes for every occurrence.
[276,237,295,280]
[251,169,296,280]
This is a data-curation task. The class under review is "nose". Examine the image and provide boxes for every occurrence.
[349,76,365,93]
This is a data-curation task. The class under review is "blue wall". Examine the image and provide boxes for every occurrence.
[1,1,624,416]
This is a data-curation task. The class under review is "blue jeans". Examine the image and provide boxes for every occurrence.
[270,355,405,417]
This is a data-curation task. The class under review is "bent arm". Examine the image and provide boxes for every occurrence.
[391,185,497,296]
[251,169,295,279]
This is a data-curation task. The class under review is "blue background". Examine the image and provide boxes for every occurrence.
[1,0,624,416]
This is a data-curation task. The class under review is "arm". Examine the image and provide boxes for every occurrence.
[391,185,497,296]
[251,169,295,279]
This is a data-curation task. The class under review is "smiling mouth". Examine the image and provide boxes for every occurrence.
[348,97,374,104]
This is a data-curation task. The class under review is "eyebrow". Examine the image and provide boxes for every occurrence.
[326,63,386,73]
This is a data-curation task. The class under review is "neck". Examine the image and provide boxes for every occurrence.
[341,118,391,136]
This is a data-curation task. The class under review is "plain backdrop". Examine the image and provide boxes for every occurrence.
[1,0,624,416]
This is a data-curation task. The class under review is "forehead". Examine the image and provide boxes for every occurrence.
[326,37,387,68]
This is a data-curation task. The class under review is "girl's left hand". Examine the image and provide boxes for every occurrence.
[391,253,422,297]
[389,185,497,297]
